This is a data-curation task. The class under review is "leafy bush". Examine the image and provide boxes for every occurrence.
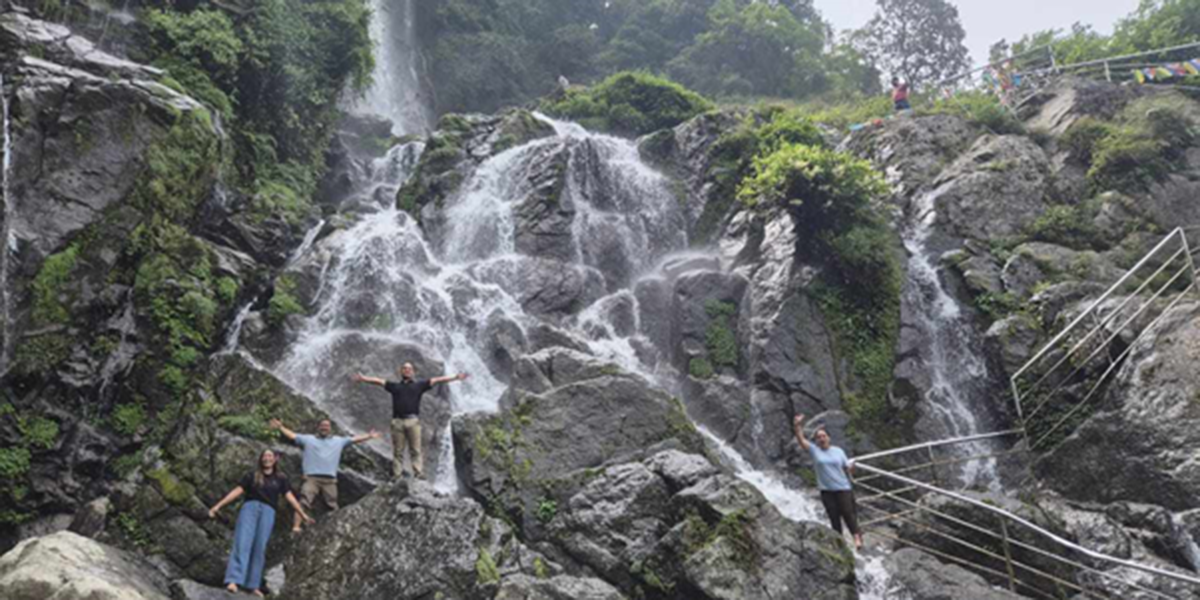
[267,276,304,326]
[111,404,147,437]
[541,71,713,136]
[737,144,888,236]
[919,91,1024,135]
[1026,205,1104,251]
[0,447,31,479]
[689,357,715,379]
[30,244,79,325]
[17,416,58,450]
[536,497,558,523]
[1086,96,1199,193]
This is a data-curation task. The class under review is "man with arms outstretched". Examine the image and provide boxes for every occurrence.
[269,417,380,532]
[352,362,469,479]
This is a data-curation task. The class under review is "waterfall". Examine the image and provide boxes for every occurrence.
[271,122,687,485]
[0,74,13,375]
[220,300,258,355]
[698,426,821,523]
[355,0,431,135]
[902,185,1000,489]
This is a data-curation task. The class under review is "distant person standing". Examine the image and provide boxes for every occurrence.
[892,77,911,112]
[269,418,381,532]
[793,414,864,550]
[352,363,469,479]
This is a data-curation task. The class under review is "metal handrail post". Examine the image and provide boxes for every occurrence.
[1105,60,1112,82]
[1000,519,1019,593]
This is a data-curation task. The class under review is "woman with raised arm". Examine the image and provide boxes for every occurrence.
[793,414,863,549]
[208,449,313,596]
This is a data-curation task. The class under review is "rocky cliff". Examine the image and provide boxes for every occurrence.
[3,3,1200,599]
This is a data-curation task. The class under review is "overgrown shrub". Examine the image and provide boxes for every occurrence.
[1086,96,1199,193]
[1026,205,1104,250]
[541,71,713,136]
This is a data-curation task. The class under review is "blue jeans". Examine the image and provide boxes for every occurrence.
[224,500,275,590]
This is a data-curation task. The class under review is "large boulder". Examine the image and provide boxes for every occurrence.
[929,134,1054,242]
[494,574,626,600]
[884,548,1024,600]
[543,450,857,600]
[283,480,485,599]
[455,350,706,529]
[0,531,170,600]
[1036,303,1200,510]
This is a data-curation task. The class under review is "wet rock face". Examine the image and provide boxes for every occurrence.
[1037,304,1200,511]
[0,531,171,600]
[930,134,1054,242]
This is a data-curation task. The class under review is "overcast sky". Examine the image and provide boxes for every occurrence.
[816,0,1140,67]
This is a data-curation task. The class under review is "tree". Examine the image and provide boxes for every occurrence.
[855,0,969,89]
[667,0,827,98]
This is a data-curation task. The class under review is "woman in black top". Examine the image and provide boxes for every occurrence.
[208,449,312,596]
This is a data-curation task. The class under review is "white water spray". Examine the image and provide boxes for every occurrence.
[902,185,999,488]
[355,0,431,135]
[698,426,821,523]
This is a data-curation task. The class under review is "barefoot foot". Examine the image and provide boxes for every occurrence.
[225,583,239,593]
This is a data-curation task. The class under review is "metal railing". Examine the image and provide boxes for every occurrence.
[853,455,1200,599]
[1010,227,1198,453]
[849,228,1200,597]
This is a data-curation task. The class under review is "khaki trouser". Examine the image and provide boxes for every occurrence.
[390,417,423,478]
[295,476,338,529]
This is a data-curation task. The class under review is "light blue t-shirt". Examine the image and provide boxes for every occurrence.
[295,434,353,477]
[809,444,852,491]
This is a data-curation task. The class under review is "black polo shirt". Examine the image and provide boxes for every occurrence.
[239,471,291,508]
[384,378,433,419]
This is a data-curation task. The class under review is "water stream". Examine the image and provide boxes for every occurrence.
[354,0,431,134]
[0,74,13,375]
[902,184,1000,489]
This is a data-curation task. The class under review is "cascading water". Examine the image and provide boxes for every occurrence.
[354,0,431,135]
[903,184,1000,489]
[271,120,693,491]
[0,74,13,375]
[698,426,821,523]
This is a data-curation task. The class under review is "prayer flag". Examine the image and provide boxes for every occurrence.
[1156,66,1174,79]
[1135,69,1146,84]
[1187,59,1200,75]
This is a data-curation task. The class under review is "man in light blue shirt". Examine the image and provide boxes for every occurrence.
[793,414,862,549]
[270,418,379,532]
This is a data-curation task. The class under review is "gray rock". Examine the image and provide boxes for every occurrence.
[931,135,1054,242]
[1036,303,1200,510]
[495,574,627,600]
[545,451,857,600]
[512,141,574,262]
[842,114,980,202]
[885,548,1025,600]
[168,579,231,600]
[0,531,170,600]
[67,496,111,539]
[483,310,529,383]
[1023,77,1142,136]
[283,480,485,599]
[469,256,606,319]
[985,314,1043,378]
[672,270,747,376]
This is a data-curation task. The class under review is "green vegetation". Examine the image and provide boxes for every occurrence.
[30,244,79,325]
[0,447,31,480]
[734,133,902,443]
[12,332,72,376]
[419,0,870,115]
[1025,205,1104,251]
[17,416,59,450]
[111,404,148,437]
[533,556,550,579]
[679,508,759,573]
[475,548,501,584]
[541,71,713,136]
[267,275,304,327]
[704,300,739,368]
[536,497,558,524]
[147,466,196,505]
[688,357,715,379]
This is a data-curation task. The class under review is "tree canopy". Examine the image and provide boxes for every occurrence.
[853,0,970,89]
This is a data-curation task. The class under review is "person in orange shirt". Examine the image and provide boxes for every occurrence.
[892,77,911,112]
